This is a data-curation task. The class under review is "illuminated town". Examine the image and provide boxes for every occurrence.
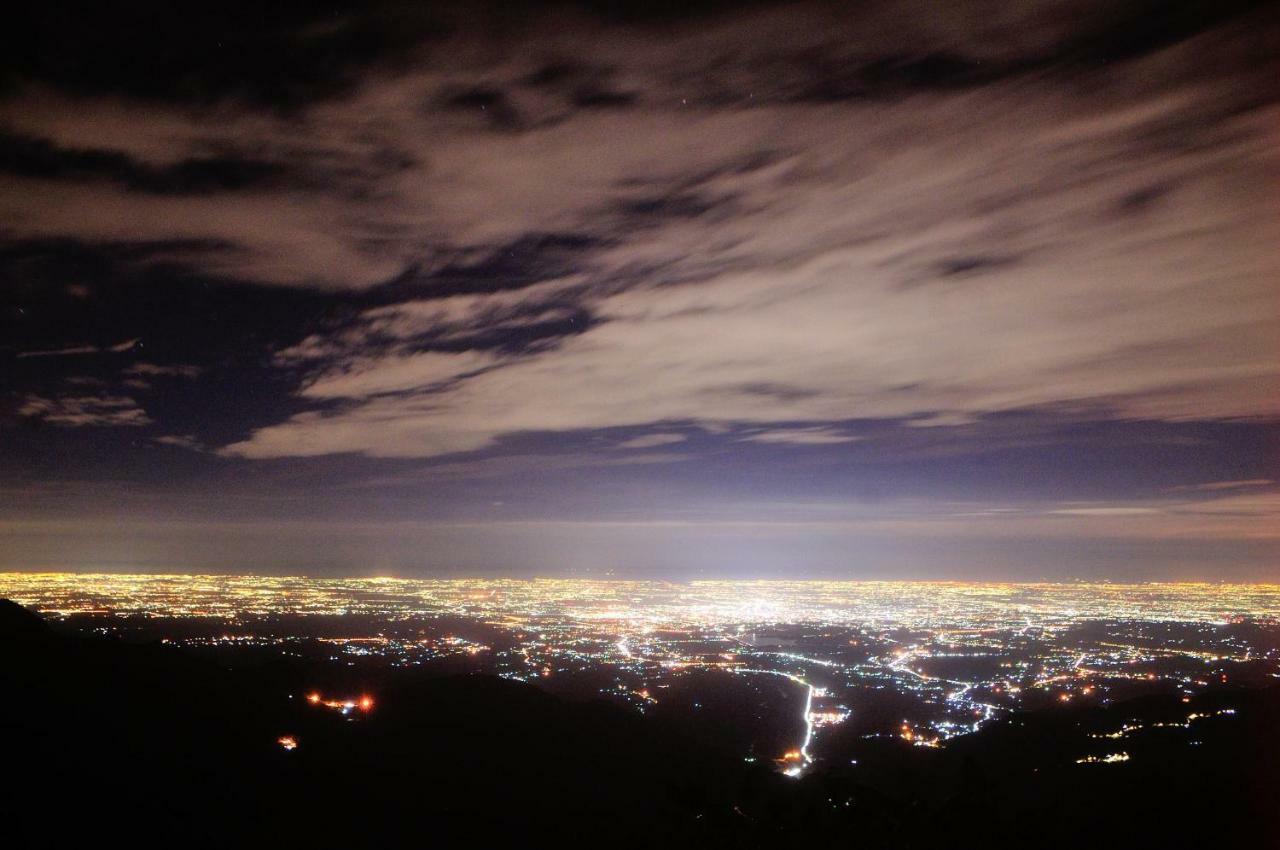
[4,573,1276,776]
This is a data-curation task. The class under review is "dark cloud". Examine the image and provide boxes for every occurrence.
[1053,0,1269,65]
[570,88,638,109]
[2,0,448,106]
[616,193,719,221]
[0,133,287,194]
[1115,182,1173,215]
[793,52,1020,102]
[378,234,606,301]
[935,255,1021,278]
[440,85,525,130]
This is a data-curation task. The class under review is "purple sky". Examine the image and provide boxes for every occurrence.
[1,1,1277,577]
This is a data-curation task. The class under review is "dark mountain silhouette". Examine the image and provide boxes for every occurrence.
[0,598,49,637]
[3,600,1277,848]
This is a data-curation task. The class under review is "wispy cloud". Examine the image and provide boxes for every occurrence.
[154,434,205,450]
[1167,479,1274,493]
[615,433,688,450]
[18,394,151,427]
[738,428,863,446]
[1047,507,1162,517]
[123,362,202,379]
[17,338,139,358]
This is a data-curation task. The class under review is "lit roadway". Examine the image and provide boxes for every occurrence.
[888,646,998,736]
[733,668,816,776]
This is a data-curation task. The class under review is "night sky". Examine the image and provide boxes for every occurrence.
[1,1,1276,578]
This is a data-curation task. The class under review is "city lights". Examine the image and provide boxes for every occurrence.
[3,573,1273,774]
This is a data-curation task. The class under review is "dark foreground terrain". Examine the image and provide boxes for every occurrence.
[3,600,1277,848]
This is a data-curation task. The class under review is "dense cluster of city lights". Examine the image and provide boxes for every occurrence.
[4,573,1274,776]
[4,574,1278,623]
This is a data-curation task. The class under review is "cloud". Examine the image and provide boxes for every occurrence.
[2,4,1271,289]
[16,338,139,358]
[615,433,687,450]
[1167,479,1274,493]
[123,362,203,378]
[353,450,687,486]
[297,350,504,399]
[1167,490,1280,519]
[1047,507,1162,517]
[5,3,1277,461]
[18,394,151,427]
[154,434,205,450]
[738,427,863,445]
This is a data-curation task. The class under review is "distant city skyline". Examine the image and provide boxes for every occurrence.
[2,1,1276,577]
